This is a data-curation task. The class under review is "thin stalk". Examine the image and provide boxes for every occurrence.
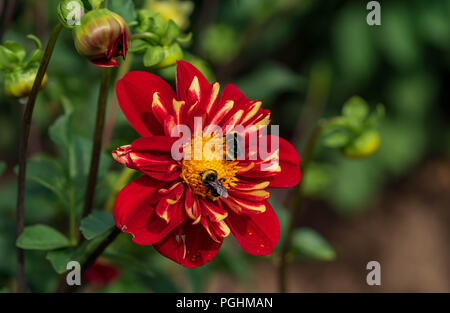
[277,123,324,293]
[82,68,112,219]
[68,185,77,245]
[277,117,341,292]
[103,54,133,146]
[16,23,63,293]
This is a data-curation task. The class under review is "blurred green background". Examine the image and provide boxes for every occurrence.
[0,0,449,292]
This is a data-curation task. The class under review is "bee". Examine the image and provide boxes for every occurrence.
[225,132,244,160]
[201,169,229,198]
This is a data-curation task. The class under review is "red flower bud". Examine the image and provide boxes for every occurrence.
[73,9,130,67]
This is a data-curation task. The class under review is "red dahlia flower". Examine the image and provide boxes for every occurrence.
[112,61,301,267]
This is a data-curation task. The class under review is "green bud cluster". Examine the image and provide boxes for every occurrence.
[0,35,47,99]
[322,96,384,159]
[129,9,192,69]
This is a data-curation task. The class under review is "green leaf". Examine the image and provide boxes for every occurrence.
[143,46,165,67]
[21,157,66,202]
[46,230,111,274]
[2,41,26,62]
[80,211,115,240]
[23,49,44,69]
[109,0,136,23]
[72,135,112,206]
[177,32,192,44]
[342,96,369,124]
[49,112,73,148]
[16,224,70,250]
[291,228,336,261]
[162,20,180,45]
[151,14,168,37]
[134,9,156,33]
[0,45,21,70]
[129,39,149,53]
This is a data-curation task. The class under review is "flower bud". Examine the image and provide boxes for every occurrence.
[342,130,380,159]
[4,67,48,99]
[57,0,85,29]
[73,9,130,67]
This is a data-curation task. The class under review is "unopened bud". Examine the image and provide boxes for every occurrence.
[73,9,130,67]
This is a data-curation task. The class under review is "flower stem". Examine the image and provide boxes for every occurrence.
[15,23,62,293]
[103,54,133,146]
[82,67,112,219]
[68,186,77,245]
[277,116,342,292]
[277,123,324,293]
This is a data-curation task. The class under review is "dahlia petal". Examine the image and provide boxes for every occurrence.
[156,182,185,222]
[241,101,262,124]
[234,181,270,191]
[184,187,201,221]
[201,217,230,243]
[198,198,228,222]
[153,223,222,268]
[228,188,270,202]
[112,137,181,181]
[236,136,301,188]
[217,83,268,127]
[221,196,267,214]
[205,82,220,113]
[176,61,211,105]
[204,100,234,133]
[226,201,280,256]
[269,163,302,188]
[113,176,185,245]
[267,136,301,188]
[116,71,176,136]
[218,83,248,108]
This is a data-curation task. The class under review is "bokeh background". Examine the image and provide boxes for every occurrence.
[0,0,449,292]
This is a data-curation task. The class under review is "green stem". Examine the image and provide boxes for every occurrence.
[68,186,77,245]
[15,23,62,293]
[81,68,111,219]
[103,54,133,147]
[277,117,340,293]
[277,123,324,293]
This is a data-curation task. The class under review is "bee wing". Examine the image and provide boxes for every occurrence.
[210,181,229,198]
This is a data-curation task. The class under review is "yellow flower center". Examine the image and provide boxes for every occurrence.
[180,136,239,199]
